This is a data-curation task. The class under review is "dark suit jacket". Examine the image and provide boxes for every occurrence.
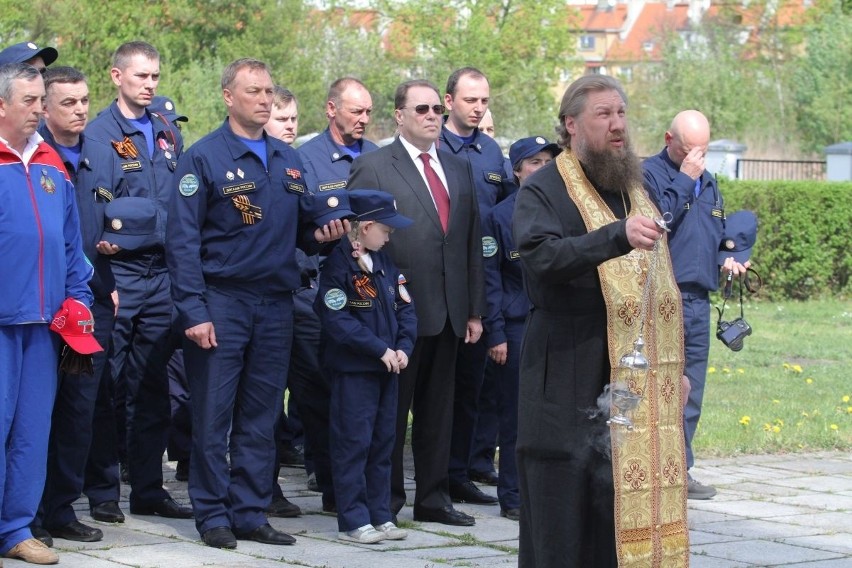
[348,137,485,338]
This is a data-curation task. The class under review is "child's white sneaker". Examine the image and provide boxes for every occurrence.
[339,524,386,544]
[374,521,408,540]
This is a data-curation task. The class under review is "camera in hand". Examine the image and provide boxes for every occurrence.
[716,317,752,351]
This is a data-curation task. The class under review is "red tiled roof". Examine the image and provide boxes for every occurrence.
[606,3,691,62]
[576,4,630,30]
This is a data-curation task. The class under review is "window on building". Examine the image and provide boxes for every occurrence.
[580,35,596,51]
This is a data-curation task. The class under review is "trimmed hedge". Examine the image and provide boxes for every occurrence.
[718,180,852,301]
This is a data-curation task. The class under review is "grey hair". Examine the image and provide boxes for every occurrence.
[555,75,627,149]
[0,63,41,101]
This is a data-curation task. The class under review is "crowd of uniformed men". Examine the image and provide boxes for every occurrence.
[0,36,747,566]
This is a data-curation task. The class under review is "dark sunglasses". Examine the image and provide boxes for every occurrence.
[405,104,445,116]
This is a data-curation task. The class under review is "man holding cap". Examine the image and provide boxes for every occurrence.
[643,110,755,500]
[167,58,348,550]
[480,136,559,521]
[0,61,92,565]
[0,41,58,70]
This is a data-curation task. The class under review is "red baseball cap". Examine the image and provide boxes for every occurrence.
[49,298,103,354]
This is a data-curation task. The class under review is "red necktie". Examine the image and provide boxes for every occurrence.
[420,153,450,233]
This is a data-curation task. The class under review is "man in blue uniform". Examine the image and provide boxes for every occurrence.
[83,41,190,520]
[482,136,559,521]
[440,67,509,506]
[299,77,377,192]
[643,109,750,500]
[291,77,381,513]
[0,62,93,565]
[167,58,348,550]
[32,65,120,546]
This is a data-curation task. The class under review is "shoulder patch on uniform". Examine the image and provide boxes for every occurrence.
[96,187,113,202]
[179,174,200,197]
[324,288,347,310]
[482,236,498,258]
[486,171,503,183]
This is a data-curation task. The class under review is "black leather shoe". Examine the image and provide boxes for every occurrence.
[202,526,237,549]
[500,508,521,521]
[175,459,189,482]
[30,525,53,548]
[266,496,301,518]
[413,505,475,526]
[235,523,296,545]
[48,520,103,542]
[91,501,125,523]
[449,480,498,504]
[469,470,499,486]
[130,498,193,519]
[278,444,305,467]
[321,501,337,514]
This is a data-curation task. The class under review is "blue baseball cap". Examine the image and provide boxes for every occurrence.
[348,189,412,229]
[0,42,58,66]
[719,210,758,265]
[150,95,188,123]
[509,136,559,170]
[102,197,159,251]
[301,189,356,227]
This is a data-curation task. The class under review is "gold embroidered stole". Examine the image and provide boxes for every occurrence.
[556,150,689,567]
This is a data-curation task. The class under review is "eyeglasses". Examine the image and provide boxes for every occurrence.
[403,104,445,116]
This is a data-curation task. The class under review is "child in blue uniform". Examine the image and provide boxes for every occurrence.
[315,189,417,544]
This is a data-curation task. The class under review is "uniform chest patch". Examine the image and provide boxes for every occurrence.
[482,236,498,258]
[324,288,347,310]
[486,172,502,183]
[318,180,347,191]
[120,160,143,172]
[179,174,200,197]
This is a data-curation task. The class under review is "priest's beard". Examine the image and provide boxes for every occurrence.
[574,136,643,196]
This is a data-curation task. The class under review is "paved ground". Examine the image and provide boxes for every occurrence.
[16,451,851,567]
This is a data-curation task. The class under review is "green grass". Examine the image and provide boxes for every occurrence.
[694,299,852,457]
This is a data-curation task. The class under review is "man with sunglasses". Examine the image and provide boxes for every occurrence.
[643,110,752,501]
[348,79,485,527]
[439,68,511,509]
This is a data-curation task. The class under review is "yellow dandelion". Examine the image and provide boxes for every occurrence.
[801,411,810,417]
[772,425,781,433]
[739,416,751,426]
[708,367,716,374]
[796,421,804,427]
[842,395,850,403]
[806,378,813,384]
[737,368,745,374]
[847,406,852,414]
[792,364,803,373]
[772,399,780,404]
[830,424,839,431]
[775,419,784,426]
[722,367,731,374]
[782,363,791,370]
[763,423,772,432]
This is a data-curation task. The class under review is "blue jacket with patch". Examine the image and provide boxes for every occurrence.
[167,119,324,329]
[82,101,183,263]
[39,124,115,299]
[298,128,378,194]
[643,148,726,292]
[0,137,93,324]
[439,123,512,220]
[315,237,417,374]
[482,191,529,347]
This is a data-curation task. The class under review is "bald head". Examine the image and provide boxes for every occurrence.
[665,110,710,167]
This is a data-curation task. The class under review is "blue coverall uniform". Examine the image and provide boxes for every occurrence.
[643,148,726,470]
[298,128,379,193]
[438,124,511,488]
[36,125,120,530]
[481,191,529,512]
[0,136,92,554]
[83,101,184,509]
[315,238,417,531]
[167,119,322,536]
